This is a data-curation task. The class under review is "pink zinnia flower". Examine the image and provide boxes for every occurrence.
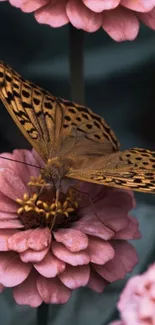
[109,263,155,325]
[1,0,155,41]
[0,149,140,307]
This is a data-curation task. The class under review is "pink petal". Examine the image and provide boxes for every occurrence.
[54,229,88,252]
[0,150,33,185]
[0,252,32,286]
[0,152,14,169]
[59,264,90,289]
[35,0,69,27]
[17,149,41,180]
[51,241,90,266]
[20,247,49,263]
[0,219,23,229]
[0,192,18,212]
[87,268,107,293]
[0,168,27,200]
[9,0,28,7]
[73,216,114,240]
[93,241,138,282]
[37,276,71,304]
[34,251,66,277]
[77,182,103,204]
[139,298,154,318]
[8,229,33,252]
[91,189,134,232]
[17,0,50,13]
[27,228,51,250]
[8,228,50,253]
[13,271,43,307]
[83,0,120,12]
[0,211,19,220]
[88,236,115,264]
[114,216,141,240]
[0,229,17,251]
[137,8,155,29]
[66,0,102,32]
[12,150,34,183]
[121,0,155,12]
[102,6,139,42]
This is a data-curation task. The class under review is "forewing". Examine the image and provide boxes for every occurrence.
[67,148,155,193]
[0,61,64,161]
[57,97,120,156]
[0,61,120,161]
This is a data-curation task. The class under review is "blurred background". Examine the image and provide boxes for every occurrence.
[0,2,155,324]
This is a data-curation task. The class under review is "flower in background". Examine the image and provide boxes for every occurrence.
[0,149,140,307]
[109,263,155,325]
[2,0,155,41]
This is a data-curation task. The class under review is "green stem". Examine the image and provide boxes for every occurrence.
[69,24,85,104]
[36,303,49,325]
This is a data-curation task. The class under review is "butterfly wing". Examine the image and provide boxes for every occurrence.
[0,61,120,161]
[56,97,119,156]
[0,61,66,161]
[67,148,155,193]
[1,62,155,194]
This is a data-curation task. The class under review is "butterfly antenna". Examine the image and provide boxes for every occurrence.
[0,156,44,169]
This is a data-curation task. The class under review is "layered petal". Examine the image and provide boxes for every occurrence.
[66,0,102,32]
[102,6,139,42]
[88,236,115,264]
[20,247,49,263]
[93,241,138,282]
[0,252,31,287]
[59,264,90,289]
[51,241,90,266]
[8,228,51,252]
[0,168,27,200]
[83,0,120,12]
[137,7,155,30]
[34,251,66,277]
[5,0,155,40]
[13,271,42,307]
[53,229,88,252]
[35,0,69,27]
[37,276,71,304]
[0,148,140,306]
[121,0,155,12]
[87,268,107,293]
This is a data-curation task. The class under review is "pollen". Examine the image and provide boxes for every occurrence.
[28,175,50,188]
[16,181,79,230]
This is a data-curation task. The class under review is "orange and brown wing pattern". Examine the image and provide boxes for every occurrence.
[0,61,120,160]
[67,148,155,193]
[0,61,63,161]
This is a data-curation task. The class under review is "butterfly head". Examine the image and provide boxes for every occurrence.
[41,156,73,190]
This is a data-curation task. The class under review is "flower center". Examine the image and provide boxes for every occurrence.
[16,176,79,231]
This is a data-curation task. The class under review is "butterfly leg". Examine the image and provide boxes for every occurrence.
[50,187,61,230]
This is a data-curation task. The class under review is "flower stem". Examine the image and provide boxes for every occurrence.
[69,24,85,105]
[36,303,49,325]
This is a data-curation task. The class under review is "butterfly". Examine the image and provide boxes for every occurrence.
[0,60,155,195]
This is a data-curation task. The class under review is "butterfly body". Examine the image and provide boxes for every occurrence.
[0,60,155,194]
[41,156,73,188]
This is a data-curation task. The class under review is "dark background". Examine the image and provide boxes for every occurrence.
[0,2,155,324]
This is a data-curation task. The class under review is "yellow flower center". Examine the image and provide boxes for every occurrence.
[16,176,79,230]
